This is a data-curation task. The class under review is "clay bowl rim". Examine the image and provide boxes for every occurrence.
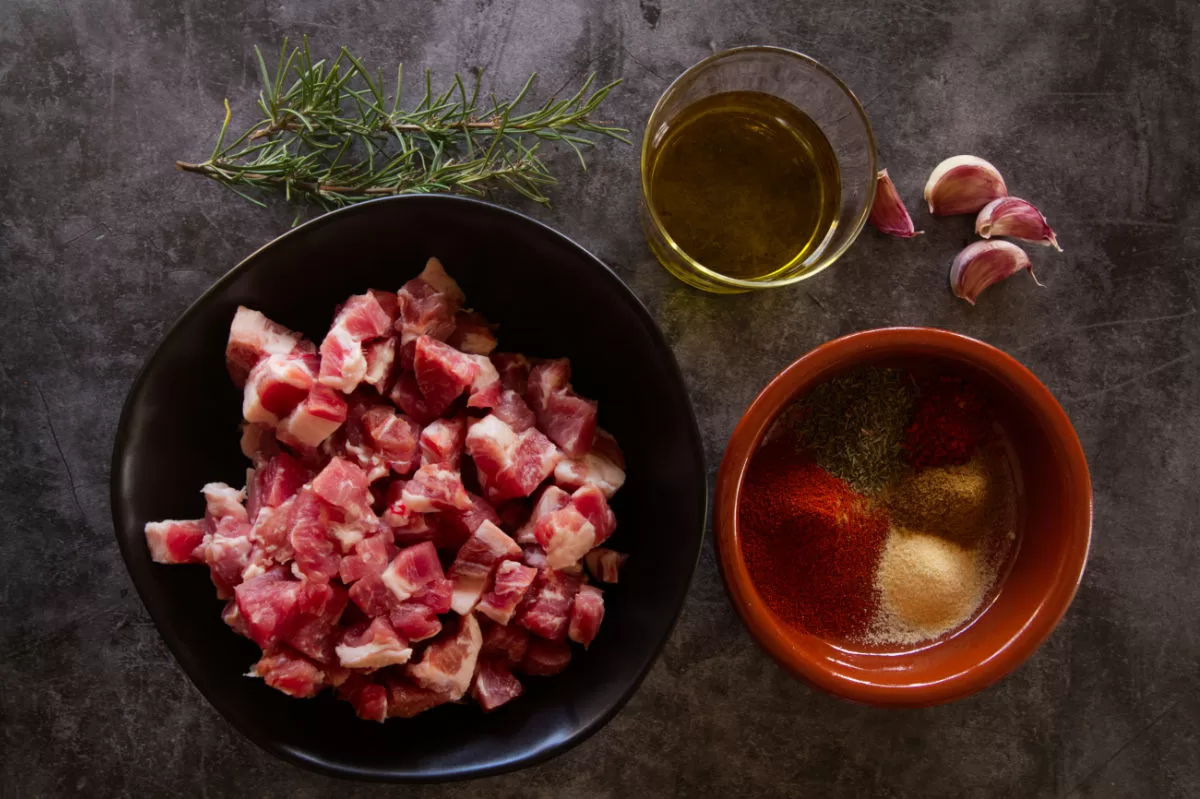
[714,326,1093,707]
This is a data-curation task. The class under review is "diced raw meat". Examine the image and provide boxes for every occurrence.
[289,488,341,582]
[535,486,617,569]
[277,385,348,449]
[348,573,392,617]
[311,458,376,521]
[471,657,523,711]
[144,519,205,564]
[362,336,397,391]
[481,620,530,668]
[336,618,414,669]
[388,370,439,425]
[319,326,368,394]
[553,428,626,498]
[465,414,561,503]
[415,257,465,303]
[320,400,390,484]
[222,598,249,638]
[360,406,420,475]
[205,516,253,597]
[447,310,498,355]
[490,389,537,432]
[521,545,548,570]
[447,520,521,615]
[413,576,454,615]
[381,541,445,603]
[254,647,327,698]
[395,258,464,350]
[516,485,571,545]
[517,568,583,641]
[438,491,501,552]
[235,570,306,648]
[408,614,483,701]
[584,548,628,584]
[383,674,451,719]
[240,422,281,462]
[526,358,599,458]
[247,492,297,568]
[476,560,538,625]
[203,482,248,528]
[332,293,393,341]
[414,336,480,415]
[247,453,309,523]
[389,603,443,642]
[402,462,472,512]
[465,354,504,409]
[286,581,349,663]
[491,352,531,394]
[419,416,466,469]
[243,352,317,425]
[568,584,605,648]
[338,532,397,583]
[522,638,572,677]
[226,306,310,387]
[337,675,389,722]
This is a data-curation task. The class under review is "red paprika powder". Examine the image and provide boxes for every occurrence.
[903,375,991,471]
[737,436,889,639]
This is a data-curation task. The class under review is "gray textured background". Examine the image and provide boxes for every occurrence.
[2,0,1197,796]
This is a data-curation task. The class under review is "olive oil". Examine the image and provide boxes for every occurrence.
[646,91,840,280]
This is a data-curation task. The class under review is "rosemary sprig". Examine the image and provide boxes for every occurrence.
[176,38,630,210]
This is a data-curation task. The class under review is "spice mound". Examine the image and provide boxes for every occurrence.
[738,366,1020,647]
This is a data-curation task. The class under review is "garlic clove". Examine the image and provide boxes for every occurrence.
[949,240,1043,305]
[924,155,1008,216]
[976,197,1062,251]
[868,169,922,238]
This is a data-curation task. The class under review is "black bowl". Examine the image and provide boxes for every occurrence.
[111,195,707,781]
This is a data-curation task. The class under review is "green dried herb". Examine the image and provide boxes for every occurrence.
[794,367,913,494]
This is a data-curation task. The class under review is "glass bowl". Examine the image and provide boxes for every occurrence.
[640,46,877,294]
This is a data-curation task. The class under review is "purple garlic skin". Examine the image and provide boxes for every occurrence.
[868,169,922,238]
[925,155,1008,216]
[949,240,1042,305]
[976,197,1062,251]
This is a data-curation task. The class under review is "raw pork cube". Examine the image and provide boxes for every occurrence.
[418,416,467,469]
[584,548,628,584]
[234,570,306,648]
[515,486,571,545]
[481,621,530,669]
[471,657,523,711]
[278,385,347,449]
[465,414,561,503]
[285,581,349,664]
[333,293,393,341]
[553,428,626,498]
[247,453,309,523]
[476,560,538,625]
[360,406,420,475]
[534,485,617,569]
[389,603,443,642]
[337,675,389,722]
[203,481,248,529]
[408,614,483,701]
[384,675,451,719]
[336,618,413,669]
[464,354,504,410]
[362,336,397,391]
[522,638,572,677]
[568,584,605,648]
[243,352,317,425]
[288,488,341,583]
[388,370,439,425]
[226,306,310,387]
[254,648,328,698]
[413,336,480,416]
[516,568,583,641]
[311,458,376,522]
[411,576,454,615]
[447,310,498,355]
[240,422,281,462]
[447,521,521,615]
[438,491,501,553]
[402,462,472,512]
[381,541,445,603]
[317,292,394,394]
[526,358,598,458]
[338,532,397,584]
[490,352,531,394]
[395,258,464,349]
[490,389,537,432]
[144,519,205,564]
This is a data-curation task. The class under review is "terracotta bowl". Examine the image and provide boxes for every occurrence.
[715,327,1092,706]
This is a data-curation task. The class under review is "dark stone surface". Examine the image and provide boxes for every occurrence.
[1,0,1196,795]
